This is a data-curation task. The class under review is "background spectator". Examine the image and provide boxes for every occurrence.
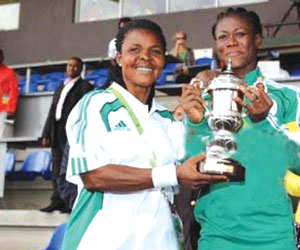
[171,31,195,84]
[0,48,19,138]
[40,57,93,213]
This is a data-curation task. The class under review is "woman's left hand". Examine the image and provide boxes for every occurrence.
[234,85,273,123]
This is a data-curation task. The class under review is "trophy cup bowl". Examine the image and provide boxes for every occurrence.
[198,59,246,181]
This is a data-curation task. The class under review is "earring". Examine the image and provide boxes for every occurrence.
[119,64,122,67]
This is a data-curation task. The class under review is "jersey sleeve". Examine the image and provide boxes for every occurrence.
[280,85,300,124]
[66,91,112,184]
[265,79,300,128]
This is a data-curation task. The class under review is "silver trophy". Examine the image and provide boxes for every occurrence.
[198,59,245,181]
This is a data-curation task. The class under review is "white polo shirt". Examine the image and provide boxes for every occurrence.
[64,82,185,250]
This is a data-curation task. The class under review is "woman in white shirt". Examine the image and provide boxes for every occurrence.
[62,19,227,250]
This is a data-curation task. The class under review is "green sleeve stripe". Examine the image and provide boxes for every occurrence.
[100,99,124,132]
[156,110,175,121]
[62,188,103,249]
[266,83,299,122]
[77,157,82,173]
[83,157,88,172]
[76,90,98,144]
[71,157,76,175]
[80,91,105,151]
[71,157,88,174]
[76,90,105,146]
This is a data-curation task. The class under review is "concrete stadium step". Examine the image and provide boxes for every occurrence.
[0,209,68,250]
[2,177,52,210]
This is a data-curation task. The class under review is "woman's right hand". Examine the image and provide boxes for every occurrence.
[180,80,206,124]
[176,153,228,189]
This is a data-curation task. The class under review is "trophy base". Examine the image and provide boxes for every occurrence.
[198,158,245,182]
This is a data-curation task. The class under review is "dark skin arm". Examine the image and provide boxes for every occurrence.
[81,165,152,192]
[81,153,228,192]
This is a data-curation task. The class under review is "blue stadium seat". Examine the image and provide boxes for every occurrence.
[164,63,177,84]
[156,63,177,85]
[7,151,51,181]
[94,77,107,89]
[29,74,43,92]
[36,72,65,92]
[156,71,167,85]
[98,68,109,77]
[45,72,66,81]
[16,74,43,93]
[4,152,16,174]
[44,222,67,250]
[31,73,43,81]
[291,64,300,77]
[30,81,40,92]
[85,68,109,82]
[44,80,63,92]
[165,63,177,72]
[195,57,213,67]
[18,78,27,94]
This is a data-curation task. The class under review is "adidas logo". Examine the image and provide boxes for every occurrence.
[114,120,130,131]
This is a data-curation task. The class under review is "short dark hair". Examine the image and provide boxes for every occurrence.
[106,19,166,106]
[212,7,262,40]
[118,17,132,29]
[116,18,166,54]
[68,56,83,70]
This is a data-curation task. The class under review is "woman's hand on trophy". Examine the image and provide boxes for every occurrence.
[195,70,219,88]
[234,85,273,123]
[180,79,206,124]
[176,153,228,189]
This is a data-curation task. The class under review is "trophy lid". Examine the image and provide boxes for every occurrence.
[209,59,244,90]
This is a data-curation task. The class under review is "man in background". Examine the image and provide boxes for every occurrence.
[0,49,19,138]
[40,57,93,213]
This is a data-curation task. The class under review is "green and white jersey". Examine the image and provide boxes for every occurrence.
[186,67,300,250]
[63,83,185,250]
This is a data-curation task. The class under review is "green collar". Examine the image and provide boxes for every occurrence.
[244,67,264,86]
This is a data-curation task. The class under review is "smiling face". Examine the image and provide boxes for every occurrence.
[214,16,262,78]
[116,29,165,97]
